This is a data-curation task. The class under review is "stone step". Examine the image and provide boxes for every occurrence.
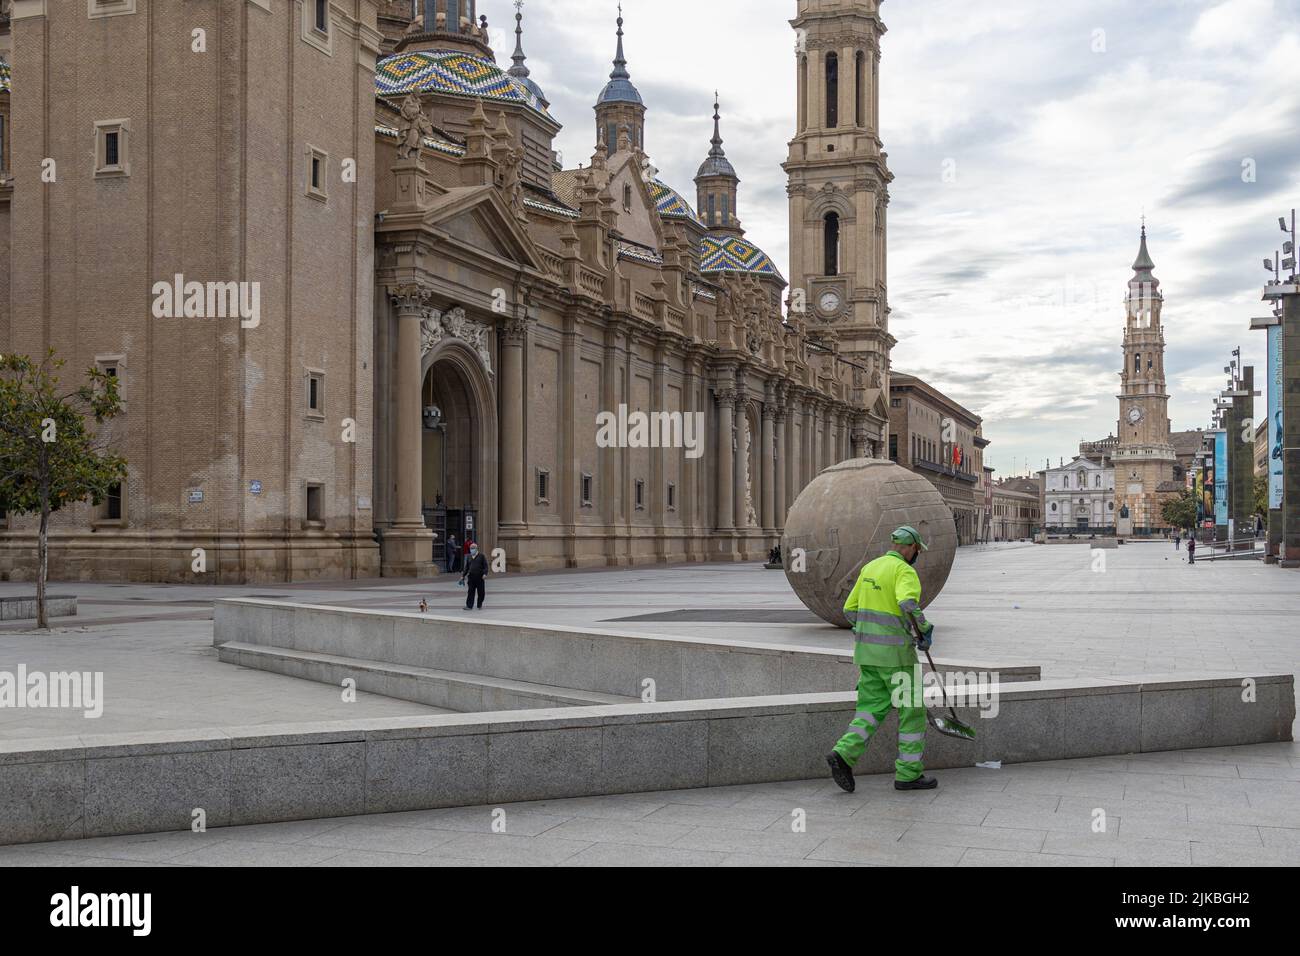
[217,641,638,713]
[0,595,77,621]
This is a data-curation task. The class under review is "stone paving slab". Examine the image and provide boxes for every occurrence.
[0,741,1293,866]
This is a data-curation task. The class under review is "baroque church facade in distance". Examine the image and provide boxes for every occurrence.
[0,0,895,581]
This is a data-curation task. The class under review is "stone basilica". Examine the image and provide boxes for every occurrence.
[0,0,895,581]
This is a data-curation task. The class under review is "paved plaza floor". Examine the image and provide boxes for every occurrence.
[1,540,1295,738]
[0,542,1296,865]
[0,744,1296,866]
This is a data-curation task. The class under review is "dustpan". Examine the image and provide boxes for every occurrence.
[904,614,977,741]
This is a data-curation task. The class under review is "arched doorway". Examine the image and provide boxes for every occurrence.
[420,341,496,571]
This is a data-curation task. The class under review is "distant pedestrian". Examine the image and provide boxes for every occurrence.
[1186,535,1196,564]
[461,541,488,609]
[1174,533,1181,550]
[446,533,460,574]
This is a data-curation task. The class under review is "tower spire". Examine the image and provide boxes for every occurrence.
[1131,220,1157,284]
[509,0,530,80]
[709,91,725,158]
[611,4,630,80]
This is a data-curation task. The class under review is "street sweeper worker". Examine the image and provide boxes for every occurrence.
[826,525,939,794]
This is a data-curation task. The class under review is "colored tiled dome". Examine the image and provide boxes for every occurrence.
[700,234,783,279]
[648,180,702,226]
[376,50,548,115]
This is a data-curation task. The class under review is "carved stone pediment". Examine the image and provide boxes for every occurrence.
[420,305,494,375]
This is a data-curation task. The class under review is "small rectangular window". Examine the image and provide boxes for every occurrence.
[306,370,325,416]
[536,469,550,504]
[314,0,328,33]
[105,482,122,521]
[306,483,323,523]
[306,146,328,200]
[634,479,645,510]
[667,481,676,510]
[581,473,593,507]
[94,119,130,177]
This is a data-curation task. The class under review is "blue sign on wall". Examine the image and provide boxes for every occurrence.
[1213,430,1228,525]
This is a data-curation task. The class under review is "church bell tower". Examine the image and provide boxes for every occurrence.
[784,0,894,447]
[1114,223,1176,532]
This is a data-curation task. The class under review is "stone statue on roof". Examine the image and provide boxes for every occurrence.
[396,93,435,162]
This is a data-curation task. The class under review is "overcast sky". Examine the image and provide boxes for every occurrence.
[489,0,1300,477]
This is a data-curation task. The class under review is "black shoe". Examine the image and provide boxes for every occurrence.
[894,775,938,791]
[826,752,855,793]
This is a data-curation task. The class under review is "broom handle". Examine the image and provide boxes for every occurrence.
[904,612,955,713]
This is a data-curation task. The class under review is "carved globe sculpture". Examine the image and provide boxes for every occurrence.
[782,458,958,628]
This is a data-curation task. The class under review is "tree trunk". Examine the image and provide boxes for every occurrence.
[37,506,49,630]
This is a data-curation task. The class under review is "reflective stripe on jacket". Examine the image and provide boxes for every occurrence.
[842,550,927,668]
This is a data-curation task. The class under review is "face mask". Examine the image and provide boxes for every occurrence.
[905,549,919,566]
[470,548,478,557]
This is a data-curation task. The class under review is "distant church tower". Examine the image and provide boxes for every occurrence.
[695,96,742,236]
[784,0,894,451]
[1114,224,1176,533]
[594,8,645,151]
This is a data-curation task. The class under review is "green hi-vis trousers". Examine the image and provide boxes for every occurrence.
[832,664,927,782]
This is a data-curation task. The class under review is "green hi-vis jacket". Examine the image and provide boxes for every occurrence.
[843,550,932,668]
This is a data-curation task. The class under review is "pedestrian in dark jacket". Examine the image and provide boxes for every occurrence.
[446,534,460,574]
[460,542,488,609]
[1186,534,1196,564]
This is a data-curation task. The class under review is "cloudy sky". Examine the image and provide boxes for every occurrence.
[489,0,1300,476]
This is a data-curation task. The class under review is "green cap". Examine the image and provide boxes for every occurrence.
[891,525,928,551]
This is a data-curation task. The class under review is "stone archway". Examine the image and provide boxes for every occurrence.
[421,339,498,570]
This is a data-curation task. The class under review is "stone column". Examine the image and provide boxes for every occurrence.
[734,393,749,530]
[851,418,868,459]
[381,284,435,577]
[811,401,823,475]
[499,315,528,530]
[775,392,788,529]
[716,386,735,532]
[761,391,776,531]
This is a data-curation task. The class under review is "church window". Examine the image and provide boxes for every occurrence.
[314,0,328,34]
[1147,357,1153,370]
[95,120,130,177]
[1134,353,1141,373]
[305,483,324,524]
[855,51,866,127]
[306,145,328,200]
[823,212,840,276]
[708,194,716,225]
[1095,474,1101,488]
[103,482,123,522]
[825,53,839,128]
[306,370,325,418]
[722,193,730,226]
[623,183,632,211]
[606,123,616,153]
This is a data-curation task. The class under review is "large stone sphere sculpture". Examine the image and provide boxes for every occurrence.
[782,458,957,628]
